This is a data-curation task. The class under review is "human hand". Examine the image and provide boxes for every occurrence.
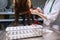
[30,8,47,20]
[30,7,43,15]
[36,7,43,13]
[30,9,37,14]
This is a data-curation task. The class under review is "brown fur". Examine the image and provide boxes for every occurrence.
[14,0,33,26]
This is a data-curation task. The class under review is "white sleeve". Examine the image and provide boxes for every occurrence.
[44,0,48,6]
[44,2,60,26]
[44,10,59,25]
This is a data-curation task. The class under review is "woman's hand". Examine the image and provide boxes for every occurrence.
[30,7,47,20]
[36,7,43,13]
[30,7,43,14]
[30,9,37,14]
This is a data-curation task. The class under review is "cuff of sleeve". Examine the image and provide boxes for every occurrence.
[44,15,51,26]
[44,19,51,26]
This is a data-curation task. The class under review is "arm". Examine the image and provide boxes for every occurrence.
[37,13,47,20]
[44,1,60,25]
[30,7,47,20]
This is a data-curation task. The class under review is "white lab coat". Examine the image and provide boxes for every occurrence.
[43,0,60,31]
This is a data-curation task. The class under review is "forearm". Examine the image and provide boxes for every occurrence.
[38,13,47,20]
[30,8,47,20]
[34,11,47,20]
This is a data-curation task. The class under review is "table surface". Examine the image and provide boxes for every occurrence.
[0,30,60,40]
[5,25,43,39]
[0,25,60,40]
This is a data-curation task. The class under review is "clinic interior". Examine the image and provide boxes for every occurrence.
[0,0,60,40]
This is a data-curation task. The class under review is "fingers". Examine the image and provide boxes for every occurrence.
[36,7,43,13]
[30,7,43,15]
[30,9,36,14]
